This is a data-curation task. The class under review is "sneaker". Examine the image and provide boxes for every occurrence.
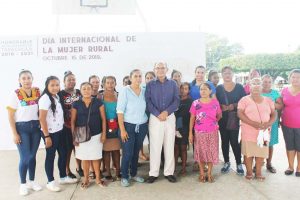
[175,131,182,138]
[46,181,60,192]
[236,164,244,176]
[121,178,130,187]
[19,184,29,196]
[130,176,144,183]
[221,162,231,173]
[59,176,78,184]
[27,181,42,191]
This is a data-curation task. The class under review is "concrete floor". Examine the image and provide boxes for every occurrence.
[0,133,299,200]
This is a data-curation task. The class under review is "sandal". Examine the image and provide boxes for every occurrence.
[140,154,149,161]
[96,180,107,187]
[255,176,266,182]
[295,172,300,177]
[80,182,90,190]
[245,174,253,180]
[198,175,206,183]
[207,175,215,183]
[105,175,116,182]
[179,169,187,176]
[89,171,96,179]
[115,174,122,181]
[266,165,277,173]
[255,175,266,182]
[284,169,294,175]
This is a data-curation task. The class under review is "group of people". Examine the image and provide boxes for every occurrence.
[6,63,300,196]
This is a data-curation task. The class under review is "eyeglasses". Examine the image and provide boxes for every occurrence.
[154,67,167,70]
[250,82,262,86]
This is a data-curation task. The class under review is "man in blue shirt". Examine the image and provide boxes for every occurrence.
[145,62,180,183]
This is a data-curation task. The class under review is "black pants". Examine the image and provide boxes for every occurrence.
[219,128,241,165]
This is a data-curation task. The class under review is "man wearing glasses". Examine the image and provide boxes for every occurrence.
[145,62,180,183]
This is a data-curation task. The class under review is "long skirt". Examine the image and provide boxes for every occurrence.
[194,131,219,165]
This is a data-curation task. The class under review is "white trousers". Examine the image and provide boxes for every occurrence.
[149,113,176,177]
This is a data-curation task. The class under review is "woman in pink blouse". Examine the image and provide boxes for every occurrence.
[189,83,222,183]
[281,69,300,177]
[238,78,276,181]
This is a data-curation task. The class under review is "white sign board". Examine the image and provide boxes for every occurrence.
[0,32,205,150]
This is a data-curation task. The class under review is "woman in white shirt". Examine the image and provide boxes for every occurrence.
[7,70,42,196]
[39,76,77,192]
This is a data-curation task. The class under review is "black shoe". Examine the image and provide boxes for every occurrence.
[164,175,177,183]
[285,169,294,176]
[76,168,84,177]
[68,172,77,179]
[146,176,157,183]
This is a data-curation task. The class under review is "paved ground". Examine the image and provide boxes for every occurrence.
[0,133,299,200]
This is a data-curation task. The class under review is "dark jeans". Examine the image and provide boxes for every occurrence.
[16,120,41,184]
[120,122,148,179]
[219,127,242,165]
[43,130,67,182]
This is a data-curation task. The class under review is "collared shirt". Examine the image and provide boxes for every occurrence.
[116,85,148,124]
[145,78,180,117]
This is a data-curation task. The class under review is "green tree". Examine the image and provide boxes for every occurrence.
[206,34,243,69]
[219,53,300,79]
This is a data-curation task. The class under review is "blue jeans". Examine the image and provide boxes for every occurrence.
[43,130,67,182]
[15,120,41,184]
[120,122,148,179]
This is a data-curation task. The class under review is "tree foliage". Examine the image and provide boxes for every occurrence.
[206,34,243,69]
[219,53,300,79]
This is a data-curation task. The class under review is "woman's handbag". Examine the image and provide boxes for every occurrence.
[222,85,240,130]
[106,118,119,139]
[74,100,93,143]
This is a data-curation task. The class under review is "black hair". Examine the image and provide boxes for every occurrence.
[63,70,74,82]
[200,82,212,90]
[208,70,218,81]
[191,65,206,85]
[221,66,233,73]
[123,75,131,85]
[129,69,141,78]
[88,75,100,82]
[101,76,106,89]
[41,76,60,116]
[145,71,155,79]
[19,69,33,87]
[171,69,182,79]
[289,69,300,79]
[180,82,190,90]
[80,82,93,89]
